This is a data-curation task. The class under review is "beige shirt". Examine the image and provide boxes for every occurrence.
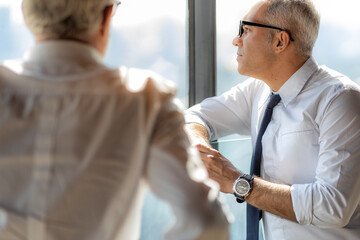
[0,40,230,240]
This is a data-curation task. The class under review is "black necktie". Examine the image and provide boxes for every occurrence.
[247,94,281,240]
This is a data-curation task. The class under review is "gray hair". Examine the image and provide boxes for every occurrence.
[263,0,320,58]
[22,0,113,40]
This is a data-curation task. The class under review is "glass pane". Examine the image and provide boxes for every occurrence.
[216,0,360,239]
[312,0,360,85]
[106,0,187,106]
[216,0,253,95]
[215,137,253,240]
[0,1,34,60]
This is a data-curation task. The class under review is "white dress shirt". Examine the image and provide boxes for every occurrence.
[0,40,230,240]
[185,57,360,240]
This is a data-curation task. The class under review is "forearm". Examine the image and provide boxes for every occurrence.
[246,176,297,222]
[193,142,297,222]
[185,123,297,221]
[185,123,211,147]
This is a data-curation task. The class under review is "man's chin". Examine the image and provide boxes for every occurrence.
[237,67,246,76]
[238,68,253,78]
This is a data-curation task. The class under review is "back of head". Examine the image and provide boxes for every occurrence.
[263,0,320,58]
[22,0,112,40]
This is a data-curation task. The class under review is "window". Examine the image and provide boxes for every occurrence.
[0,1,34,61]
[107,0,187,106]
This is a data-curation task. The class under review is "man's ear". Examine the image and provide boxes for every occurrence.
[273,31,291,53]
[100,5,113,36]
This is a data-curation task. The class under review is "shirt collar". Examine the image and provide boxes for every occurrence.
[277,56,319,107]
[23,40,104,76]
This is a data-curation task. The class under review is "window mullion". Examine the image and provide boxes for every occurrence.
[187,0,217,107]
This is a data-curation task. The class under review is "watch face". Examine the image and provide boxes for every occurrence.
[234,179,251,196]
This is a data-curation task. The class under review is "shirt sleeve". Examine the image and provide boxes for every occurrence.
[184,79,257,141]
[291,87,360,228]
[146,97,231,240]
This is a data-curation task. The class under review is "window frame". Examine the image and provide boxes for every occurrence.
[187,0,217,106]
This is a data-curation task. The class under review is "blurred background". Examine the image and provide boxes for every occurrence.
[0,0,359,239]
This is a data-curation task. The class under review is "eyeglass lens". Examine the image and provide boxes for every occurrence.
[239,21,243,37]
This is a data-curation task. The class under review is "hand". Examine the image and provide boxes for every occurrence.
[195,144,241,193]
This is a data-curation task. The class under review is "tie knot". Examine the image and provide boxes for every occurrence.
[267,94,281,109]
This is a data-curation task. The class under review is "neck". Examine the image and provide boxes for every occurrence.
[35,34,106,58]
[36,37,88,45]
[263,57,308,92]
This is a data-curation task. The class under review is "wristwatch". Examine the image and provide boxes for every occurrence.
[233,174,254,203]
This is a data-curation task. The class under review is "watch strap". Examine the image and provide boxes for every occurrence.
[235,195,245,203]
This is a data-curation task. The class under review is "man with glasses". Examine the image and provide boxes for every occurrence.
[185,0,360,239]
[0,0,230,239]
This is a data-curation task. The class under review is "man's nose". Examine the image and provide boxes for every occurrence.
[232,35,242,47]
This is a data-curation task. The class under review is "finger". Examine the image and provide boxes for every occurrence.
[199,152,216,162]
[194,143,210,153]
[196,144,219,154]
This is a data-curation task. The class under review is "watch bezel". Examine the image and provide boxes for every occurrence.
[233,174,254,202]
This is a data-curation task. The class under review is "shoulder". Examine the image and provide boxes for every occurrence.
[315,65,360,93]
[117,66,184,113]
[0,60,26,89]
[0,60,23,77]
[310,66,360,115]
[119,66,177,96]
[304,65,360,101]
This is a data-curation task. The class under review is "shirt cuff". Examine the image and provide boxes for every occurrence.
[184,113,206,125]
[184,114,212,138]
[290,184,313,225]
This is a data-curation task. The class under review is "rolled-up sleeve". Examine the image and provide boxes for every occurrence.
[291,88,360,228]
[184,80,258,140]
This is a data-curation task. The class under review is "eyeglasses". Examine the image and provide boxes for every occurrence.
[111,0,121,16]
[239,20,294,42]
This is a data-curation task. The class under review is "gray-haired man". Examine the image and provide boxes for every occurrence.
[0,1,230,239]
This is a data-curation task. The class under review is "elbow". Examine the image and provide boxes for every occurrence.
[313,213,351,229]
[310,183,355,229]
[312,198,354,229]
[293,181,357,229]
[332,217,351,228]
